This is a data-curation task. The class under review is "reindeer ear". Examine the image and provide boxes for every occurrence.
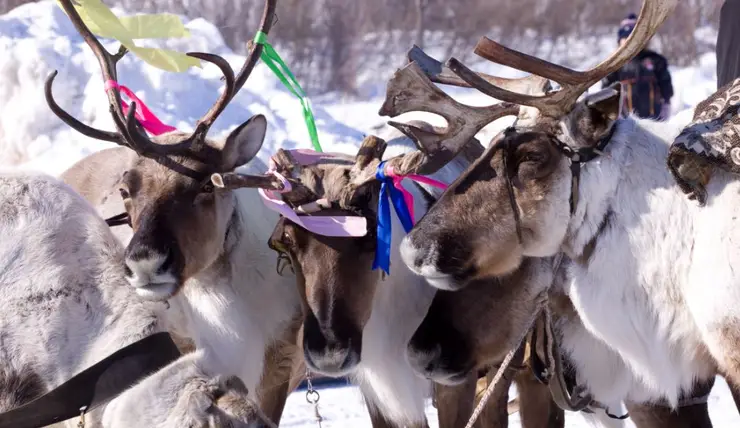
[563,83,622,147]
[585,83,622,123]
[221,114,267,171]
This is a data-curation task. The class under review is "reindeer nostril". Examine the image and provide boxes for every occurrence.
[158,250,174,273]
[123,264,133,278]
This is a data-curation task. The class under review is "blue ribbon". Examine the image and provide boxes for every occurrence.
[372,161,414,275]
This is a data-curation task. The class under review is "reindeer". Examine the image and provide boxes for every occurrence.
[408,255,723,427]
[203,124,470,427]
[0,170,264,427]
[382,0,740,418]
[46,1,305,423]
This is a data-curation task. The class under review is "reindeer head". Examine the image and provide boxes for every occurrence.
[397,0,677,290]
[46,0,279,301]
[406,257,555,384]
[263,144,382,376]
[205,133,429,375]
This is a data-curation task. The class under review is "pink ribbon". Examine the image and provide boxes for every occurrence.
[385,165,448,224]
[254,149,449,238]
[258,153,368,237]
[105,80,177,136]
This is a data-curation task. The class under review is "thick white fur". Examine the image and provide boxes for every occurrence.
[543,116,726,408]
[348,132,470,425]
[0,171,257,427]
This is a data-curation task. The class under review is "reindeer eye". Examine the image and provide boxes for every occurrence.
[118,188,130,200]
[520,153,544,164]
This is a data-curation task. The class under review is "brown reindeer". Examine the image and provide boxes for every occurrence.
[207,125,482,427]
[408,256,723,427]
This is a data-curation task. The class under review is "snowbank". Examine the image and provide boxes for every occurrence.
[0,0,364,175]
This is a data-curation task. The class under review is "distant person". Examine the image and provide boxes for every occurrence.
[601,13,674,121]
[717,0,740,88]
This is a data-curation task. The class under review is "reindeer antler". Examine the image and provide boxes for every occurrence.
[46,0,278,166]
[378,0,675,176]
[378,62,522,174]
[378,54,549,175]
[455,0,677,122]
[407,45,550,93]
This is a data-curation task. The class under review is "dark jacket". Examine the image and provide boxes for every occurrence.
[601,49,673,120]
[717,0,740,88]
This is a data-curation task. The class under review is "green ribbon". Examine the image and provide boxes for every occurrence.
[254,31,322,152]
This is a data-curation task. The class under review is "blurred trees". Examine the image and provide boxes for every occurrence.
[1,0,725,94]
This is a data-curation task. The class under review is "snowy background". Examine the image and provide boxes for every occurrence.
[0,1,738,426]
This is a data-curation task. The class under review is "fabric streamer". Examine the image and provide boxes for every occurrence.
[257,161,367,237]
[253,150,448,275]
[105,80,177,136]
[253,31,323,152]
[56,0,200,72]
[372,161,448,274]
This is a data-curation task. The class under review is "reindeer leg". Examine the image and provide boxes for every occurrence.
[724,375,740,417]
[469,346,523,428]
[367,407,396,428]
[625,377,714,428]
[433,373,477,428]
[514,368,564,428]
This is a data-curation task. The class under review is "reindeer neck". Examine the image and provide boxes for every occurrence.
[561,117,683,263]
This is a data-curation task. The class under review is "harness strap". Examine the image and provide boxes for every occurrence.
[551,122,617,215]
[104,212,131,228]
[529,307,594,413]
[678,392,711,407]
[0,332,181,428]
[500,137,524,243]
[586,401,630,420]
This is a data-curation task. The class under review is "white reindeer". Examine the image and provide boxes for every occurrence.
[393,0,736,417]
[0,170,261,427]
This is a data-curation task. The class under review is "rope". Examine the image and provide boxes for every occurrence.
[463,298,546,428]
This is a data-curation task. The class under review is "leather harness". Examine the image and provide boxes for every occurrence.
[0,332,181,428]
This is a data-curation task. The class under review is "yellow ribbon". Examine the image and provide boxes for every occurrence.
[57,0,201,72]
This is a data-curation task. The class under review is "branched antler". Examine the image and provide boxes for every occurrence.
[457,0,677,121]
[47,0,278,167]
[377,0,676,176]
[378,61,521,175]
[407,45,550,94]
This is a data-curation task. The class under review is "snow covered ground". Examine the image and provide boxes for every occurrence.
[281,378,740,427]
[1,1,738,427]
